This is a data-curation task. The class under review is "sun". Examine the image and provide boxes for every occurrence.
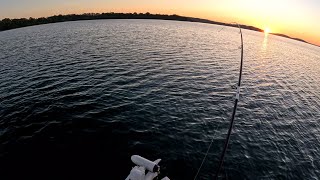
[265,27,271,34]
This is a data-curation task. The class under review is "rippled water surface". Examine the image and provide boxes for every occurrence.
[0,19,320,179]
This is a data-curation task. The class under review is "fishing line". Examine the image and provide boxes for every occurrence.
[193,121,222,180]
[218,26,225,32]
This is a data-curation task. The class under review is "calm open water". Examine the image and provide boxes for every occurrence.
[0,19,320,179]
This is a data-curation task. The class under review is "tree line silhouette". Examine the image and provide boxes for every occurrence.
[0,12,315,46]
[0,12,263,32]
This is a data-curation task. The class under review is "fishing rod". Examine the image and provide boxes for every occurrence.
[193,23,244,180]
[214,23,244,180]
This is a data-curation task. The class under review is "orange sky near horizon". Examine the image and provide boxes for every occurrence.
[1,0,319,46]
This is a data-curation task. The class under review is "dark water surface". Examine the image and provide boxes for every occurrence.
[0,19,320,179]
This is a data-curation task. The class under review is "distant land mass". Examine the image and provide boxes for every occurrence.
[0,12,318,47]
[270,33,306,43]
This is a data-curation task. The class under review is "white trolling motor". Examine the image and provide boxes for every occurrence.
[125,155,170,180]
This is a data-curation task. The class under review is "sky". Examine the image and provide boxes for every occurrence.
[0,0,319,45]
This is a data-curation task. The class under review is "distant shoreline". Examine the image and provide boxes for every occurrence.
[0,12,318,47]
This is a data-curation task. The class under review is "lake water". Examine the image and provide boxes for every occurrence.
[0,19,319,179]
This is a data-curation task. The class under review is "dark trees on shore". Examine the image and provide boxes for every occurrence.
[0,12,262,32]
[0,13,186,31]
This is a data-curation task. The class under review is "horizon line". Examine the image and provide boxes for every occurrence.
[1,12,319,47]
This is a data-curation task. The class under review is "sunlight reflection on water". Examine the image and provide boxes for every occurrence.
[262,33,268,51]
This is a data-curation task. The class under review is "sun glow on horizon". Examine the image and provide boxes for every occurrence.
[264,27,271,34]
